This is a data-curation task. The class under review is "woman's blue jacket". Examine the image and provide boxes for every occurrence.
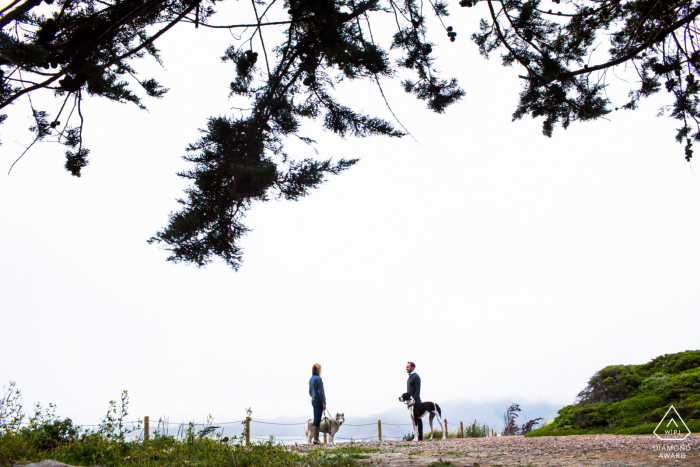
[309,375,326,405]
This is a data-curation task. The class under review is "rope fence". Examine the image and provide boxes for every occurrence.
[15,415,499,445]
[251,420,306,426]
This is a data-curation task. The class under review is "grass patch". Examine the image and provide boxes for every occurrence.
[427,460,453,467]
[325,446,379,454]
[527,419,700,437]
[324,446,379,456]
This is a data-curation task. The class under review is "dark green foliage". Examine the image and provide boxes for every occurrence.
[640,373,676,392]
[64,148,90,177]
[147,114,359,268]
[527,350,700,437]
[223,48,259,96]
[4,0,700,270]
[1,0,203,174]
[26,418,80,451]
[3,0,463,268]
[389,0,466,112]
[321,96,404,137]
[63,127,90,177]
[279,158,358,199]
[642,350,700,374]
[466,0,700,158]
[576,364,643,405]
[402,78,465,113]
[148,0,453,267]
[29,109,51,139]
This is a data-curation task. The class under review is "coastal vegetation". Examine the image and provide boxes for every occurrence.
[527,350,700,437]
[0,384,357,467]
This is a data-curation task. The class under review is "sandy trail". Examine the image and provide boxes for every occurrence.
[304,434,700,466]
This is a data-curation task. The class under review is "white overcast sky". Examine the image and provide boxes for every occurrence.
[1,1,699,428]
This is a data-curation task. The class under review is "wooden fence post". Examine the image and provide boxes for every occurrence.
[144,416,149,441]
[378,420,382,442]
[245,417,250,446]
[459,421,463,438]
[444,419,448,438]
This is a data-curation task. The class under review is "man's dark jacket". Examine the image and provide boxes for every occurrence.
[407,372,421,403]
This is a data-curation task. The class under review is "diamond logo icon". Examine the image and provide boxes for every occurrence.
[654,405,691,441]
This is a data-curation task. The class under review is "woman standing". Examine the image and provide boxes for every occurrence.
[309,363,326,445]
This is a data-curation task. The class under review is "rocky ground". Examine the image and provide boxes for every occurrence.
[300,434,700,466]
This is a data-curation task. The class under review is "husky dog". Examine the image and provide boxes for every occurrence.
[399,393,445,440]
[304,413,345,445]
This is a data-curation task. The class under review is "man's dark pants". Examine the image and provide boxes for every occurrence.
[415,399,423,440]
[311,400,323,427]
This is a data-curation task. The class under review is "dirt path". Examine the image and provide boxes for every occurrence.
[313,434,700,466]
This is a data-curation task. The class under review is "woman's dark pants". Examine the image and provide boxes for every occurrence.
[311,400,323,427]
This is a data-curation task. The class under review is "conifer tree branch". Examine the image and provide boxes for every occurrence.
[0,74,63,109]
[0,0,42,29]
[182,19,293,28]
[0,0,23,17]
[561,5,700,80]
[486,0,534,72]
[92,2,199,79]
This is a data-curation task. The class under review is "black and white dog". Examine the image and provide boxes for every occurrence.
[399,393,446,440]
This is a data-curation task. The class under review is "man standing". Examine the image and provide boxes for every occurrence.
[406,361,422,440]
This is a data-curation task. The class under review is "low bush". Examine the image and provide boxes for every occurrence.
[640,373,675,393]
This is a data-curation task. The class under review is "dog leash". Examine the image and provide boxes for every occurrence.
[322,409,333,426]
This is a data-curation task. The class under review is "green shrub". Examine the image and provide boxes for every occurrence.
[462,420,488,438]
[642,351,700,374]
[576,365,643,405]
[527,350,700,437]
[640,373,675,392]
